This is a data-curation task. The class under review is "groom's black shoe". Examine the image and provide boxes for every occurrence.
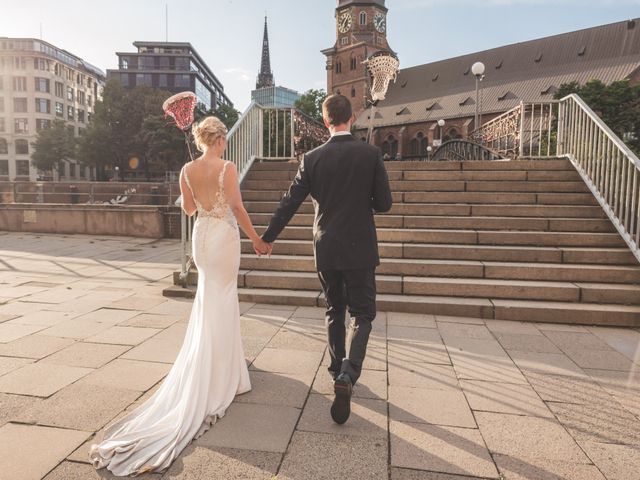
[331,373,352,425]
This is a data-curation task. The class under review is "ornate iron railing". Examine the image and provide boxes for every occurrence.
[178,103,328,286]
[432,139,505,161]
[471,102,557,158]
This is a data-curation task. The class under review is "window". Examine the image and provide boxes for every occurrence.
[377,36,385,45]
[335,61,342,74]
[69,163,76,178]
[159,56,170,69]
[13,98,27,112]
[77,109,85,123]
[175,74,190,87]
[159,74,168,87]
[55,102,64,117]
[0,160,8,176]
[13,76,27,91]
[120,73,130,87]
[0,119,4,132]
[66,68,73,81]
[359,11,367,25]
[14,119,28,133]
[15,139,29,154]
[77,91,85,105]
[0,138,7,154]
[382,135,398,157]
[35,77,50,92]
[16,159,29,176]
[350,57,357,70]
[67,86,74,101]
[410,133,428,156]
[14,57,26,70]
[341,37,349,46]
[54,63,62,76]
[351,86,356,98]
[87,94,92,106]
[36,119,50,131]
[35,98,50,113]
[87,113,92,123]
[67,105,75,120]
[34,57,49,71]
[55,81,64,97]
[135,73,152,86]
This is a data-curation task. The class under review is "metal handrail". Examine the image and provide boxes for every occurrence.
[557,94,640,263]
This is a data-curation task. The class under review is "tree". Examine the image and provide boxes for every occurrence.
[295,89,327,123]
[555,79,640,154]
[31,120,76,173]
[78,80,185,180]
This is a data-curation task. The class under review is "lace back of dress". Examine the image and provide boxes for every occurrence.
[183,161,235,228]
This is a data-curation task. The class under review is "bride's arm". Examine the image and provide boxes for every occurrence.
[225,163,271,255]
[179,168,197,217]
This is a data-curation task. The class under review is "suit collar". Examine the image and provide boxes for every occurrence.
[328,134,355,143]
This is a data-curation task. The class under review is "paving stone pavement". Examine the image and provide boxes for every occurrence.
[1,232,639,480]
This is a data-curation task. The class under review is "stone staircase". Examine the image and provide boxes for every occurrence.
[168,158,640,326]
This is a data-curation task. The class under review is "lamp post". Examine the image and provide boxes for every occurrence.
[437,119,445,145]
[114,166,120,182]
[426,145,433,161]
[471,62,485,131]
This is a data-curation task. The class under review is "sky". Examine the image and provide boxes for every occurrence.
[1,0,639,111]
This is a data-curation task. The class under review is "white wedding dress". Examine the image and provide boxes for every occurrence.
[89,160,251,476]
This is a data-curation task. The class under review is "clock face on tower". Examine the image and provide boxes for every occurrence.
[338,11,353,33]
[373,12,386,33]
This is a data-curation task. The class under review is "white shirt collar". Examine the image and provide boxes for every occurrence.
[331,131,352,137]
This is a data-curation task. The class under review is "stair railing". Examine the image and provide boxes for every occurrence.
[557,94,640,263]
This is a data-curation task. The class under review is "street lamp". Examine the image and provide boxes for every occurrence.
[471,62,485,131]
[114,166,120,182]
[437,119,445,144]
[426,145,433,161]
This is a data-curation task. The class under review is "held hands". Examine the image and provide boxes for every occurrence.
[252,237,273,257]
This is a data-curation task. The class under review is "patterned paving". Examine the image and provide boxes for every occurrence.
[0,232,639,479]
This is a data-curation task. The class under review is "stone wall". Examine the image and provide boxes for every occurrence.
[0,204,166,239]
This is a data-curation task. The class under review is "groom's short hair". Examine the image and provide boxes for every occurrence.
[322,94,352,126]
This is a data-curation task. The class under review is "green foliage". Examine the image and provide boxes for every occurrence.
[294,89,327,123]
[31,120,76,172]
[196,103,240,130]
[555,79,640,154]
[78,80,195,180]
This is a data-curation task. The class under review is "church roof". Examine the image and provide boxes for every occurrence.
[338,0,386,9]
[354,18,640,129]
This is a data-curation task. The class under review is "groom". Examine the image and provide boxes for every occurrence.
[262,94,393,424]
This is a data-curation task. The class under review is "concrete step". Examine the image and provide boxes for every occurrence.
[404,192,599,205]
[243,201,607,219]
[238,254,640,283]
[403,170,581,181]
[247,225,626,247]
[240,240,637,265]
[242,179,590,193]
[247,213,615,233]
[492,299,640,326]
[382,159,574,171]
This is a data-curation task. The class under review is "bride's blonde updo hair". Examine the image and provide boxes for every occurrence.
[192,116,228,152]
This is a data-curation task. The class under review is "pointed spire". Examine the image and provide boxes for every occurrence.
[256,15,275,89]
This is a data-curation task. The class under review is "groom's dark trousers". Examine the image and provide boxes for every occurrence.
[262,134,393,384]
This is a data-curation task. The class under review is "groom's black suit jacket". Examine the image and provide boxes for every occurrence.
[261,134,393,271]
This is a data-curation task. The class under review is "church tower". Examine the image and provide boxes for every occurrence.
[322,0,391,117]
[256,16,275,89]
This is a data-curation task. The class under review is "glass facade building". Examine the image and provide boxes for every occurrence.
[107,42,232,111]
[251,86,301,108]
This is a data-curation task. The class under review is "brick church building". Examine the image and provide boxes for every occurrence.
[322,0,640,159]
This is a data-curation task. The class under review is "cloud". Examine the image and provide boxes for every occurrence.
[222,67,253,83]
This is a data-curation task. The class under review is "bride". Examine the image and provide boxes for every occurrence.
[89,116,272,476]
